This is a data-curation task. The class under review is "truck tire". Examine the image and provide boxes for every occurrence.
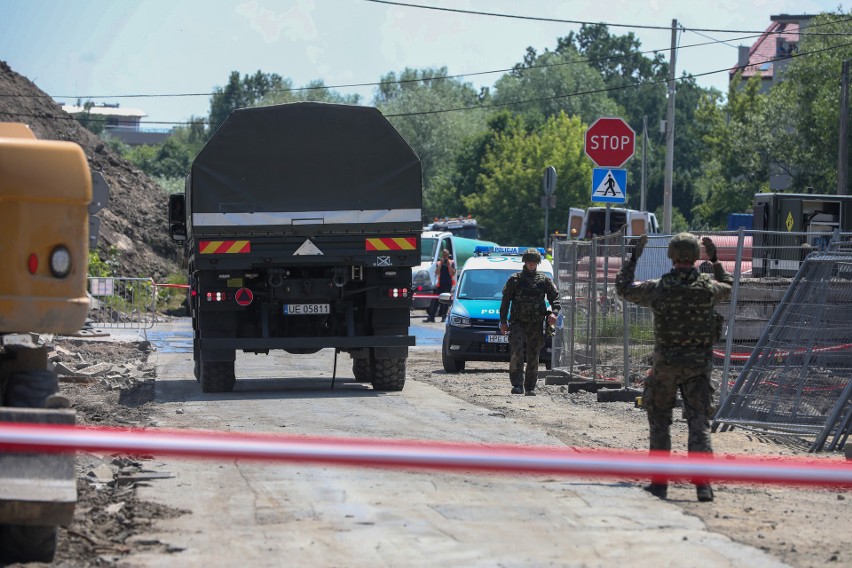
[441,335,465,373]
[200,361,236,393]
[352,358,372,382]
[0,370,60,564]
[371,358,406,391]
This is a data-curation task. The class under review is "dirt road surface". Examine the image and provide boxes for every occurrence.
[34,316,850,567]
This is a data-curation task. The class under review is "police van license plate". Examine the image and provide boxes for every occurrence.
[283,304,330,315]
[486,334,509,344]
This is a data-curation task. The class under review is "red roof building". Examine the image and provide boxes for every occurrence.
[730,14,814,93]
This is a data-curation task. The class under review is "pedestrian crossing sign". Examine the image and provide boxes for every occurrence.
[591,168,627,203]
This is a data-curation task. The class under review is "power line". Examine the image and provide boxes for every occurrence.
[364,0,852,35]
[0,32,771,103]
[3,14,847,106]
[3,37,850,127]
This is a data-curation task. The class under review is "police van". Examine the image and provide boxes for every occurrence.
[438,246,554,373]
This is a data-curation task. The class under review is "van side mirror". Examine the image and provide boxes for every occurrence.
[168,193,187,242]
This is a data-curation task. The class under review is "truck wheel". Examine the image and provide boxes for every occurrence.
[1,370,60,564]
[200,361,236,393]
[371,358,406,391]
[352,358,372,382]
[441,335,465,373]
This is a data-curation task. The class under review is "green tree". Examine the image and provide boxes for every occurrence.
[463,112,593,245]
[692,75,771,228]
[259,79,360,105]
[374,67,489,209]
[767,11,852,192]
[208,70,289,135]
[491,47,618,127]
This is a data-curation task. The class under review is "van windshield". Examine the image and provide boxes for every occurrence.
[457,268,553,300]
[421,238,438,263]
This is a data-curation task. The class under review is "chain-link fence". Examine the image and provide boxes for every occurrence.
[552,229,852,450]
[87,277,157,334]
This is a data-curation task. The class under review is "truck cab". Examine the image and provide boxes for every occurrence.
[439,247,554,373]
[568,207,659,238]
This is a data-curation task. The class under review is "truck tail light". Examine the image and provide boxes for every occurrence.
[387,287,409,299]
[205,291,231,302]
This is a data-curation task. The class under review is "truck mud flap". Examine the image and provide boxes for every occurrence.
[202,336,415,351]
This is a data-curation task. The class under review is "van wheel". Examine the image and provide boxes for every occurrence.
[200,361,236,393]
[441,335,465,373]
[371,358,405,391]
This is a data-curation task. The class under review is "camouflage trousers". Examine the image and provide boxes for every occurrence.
[643,352,715,457]
[508,321,545,390]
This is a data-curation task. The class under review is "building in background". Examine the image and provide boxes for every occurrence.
[60,102,171,146]
[730,14,814,94]
[730,14,815,191]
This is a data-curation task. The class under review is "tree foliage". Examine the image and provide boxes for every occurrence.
[767,11,852,193]
[463,112,593,246]
[374,67,489,206]
[491,47,617,127]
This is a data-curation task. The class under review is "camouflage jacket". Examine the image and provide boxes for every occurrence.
[616,260,733,365]
[500,269,561,326]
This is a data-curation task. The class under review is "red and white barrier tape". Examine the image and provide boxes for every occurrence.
[1,423,849,487]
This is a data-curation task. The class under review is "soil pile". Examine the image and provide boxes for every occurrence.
[0,60,181,281]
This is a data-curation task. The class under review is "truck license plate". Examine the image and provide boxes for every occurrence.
[486,334,509,344]
[283,303,330,315]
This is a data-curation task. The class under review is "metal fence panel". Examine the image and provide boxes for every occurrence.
[87,277,157,332]
[553,229,851,451]
[714,251,852,451]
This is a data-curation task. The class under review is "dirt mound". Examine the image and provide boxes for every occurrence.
[0,60,181,281]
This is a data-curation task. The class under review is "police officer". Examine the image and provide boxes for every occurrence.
[499,248,560,396]
[616,233,732,502]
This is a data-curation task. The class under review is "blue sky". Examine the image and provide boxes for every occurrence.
[0,0,841,126]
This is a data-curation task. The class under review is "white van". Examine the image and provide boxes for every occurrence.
[567,207,659,239]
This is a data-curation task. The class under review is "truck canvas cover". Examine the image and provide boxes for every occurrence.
[189,102,422,235]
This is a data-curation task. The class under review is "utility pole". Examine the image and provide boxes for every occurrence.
[838,59,849,195]
[641,115,648,211]
[663,19,677,233]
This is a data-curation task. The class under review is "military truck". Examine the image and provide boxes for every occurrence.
[0,123,95,563]
[168,103,422,393]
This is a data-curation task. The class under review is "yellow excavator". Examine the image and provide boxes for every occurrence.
[0,122,101,563]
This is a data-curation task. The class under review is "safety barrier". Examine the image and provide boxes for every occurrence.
[87,277,157,332]
[1,423,850,487]
[552,229,852,452]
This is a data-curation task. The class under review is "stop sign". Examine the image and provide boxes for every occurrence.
[584,117,636,168]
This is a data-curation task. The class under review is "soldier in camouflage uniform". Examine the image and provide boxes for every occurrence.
[616,233,732,502]
[499,248,561,396]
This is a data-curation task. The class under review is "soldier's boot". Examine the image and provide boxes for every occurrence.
[696,483,714,502]
[643,483,668,500]
[524,381,537,396]
[510,372,524,394]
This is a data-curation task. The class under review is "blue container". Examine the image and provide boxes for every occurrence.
[726,213,753,231]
